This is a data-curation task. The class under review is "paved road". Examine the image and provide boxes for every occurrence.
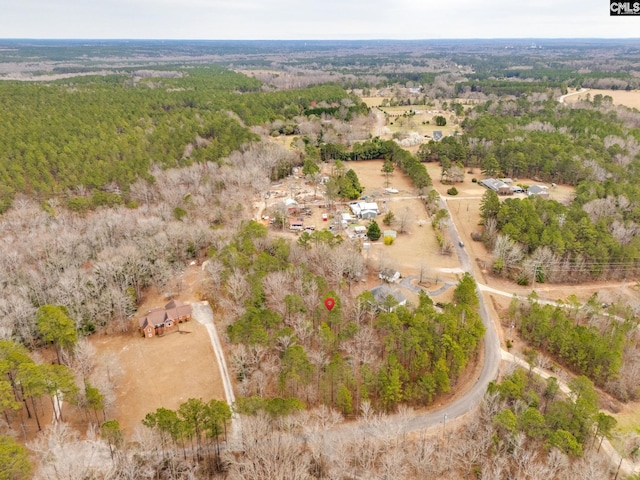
[434,194,639,475]
[411,194,502,431]
[396,285,499,434]
[212,187,637,473]
[307,193,501,440]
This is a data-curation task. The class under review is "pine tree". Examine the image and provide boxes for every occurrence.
[366,220,381,241]
[381,159,395,187]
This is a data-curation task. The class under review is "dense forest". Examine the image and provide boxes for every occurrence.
[0,66,365,212]
[507,294,640,402]
[487,368,616,458]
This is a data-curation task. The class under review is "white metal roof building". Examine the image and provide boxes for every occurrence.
[349,201,379,218]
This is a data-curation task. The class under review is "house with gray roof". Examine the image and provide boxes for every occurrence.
[370,285,407,312]
[527,185,549,198]
[480,178,512,195]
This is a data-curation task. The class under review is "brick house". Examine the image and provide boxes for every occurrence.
[139,300,192,338]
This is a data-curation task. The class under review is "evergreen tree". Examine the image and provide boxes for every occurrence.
[35,305,78,364]
[479,189,501,224]
[366,220,382,241]
[302,158,320,177]
[101,420,123,459]
[381,159,395,187]
[481,154,501,178]
[0,435,32,480]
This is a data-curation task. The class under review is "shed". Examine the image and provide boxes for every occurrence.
[379,268,401,283]
[341,213,354,223]
[527,185,549,198]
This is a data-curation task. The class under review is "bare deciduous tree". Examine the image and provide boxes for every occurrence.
[225,414,312,480]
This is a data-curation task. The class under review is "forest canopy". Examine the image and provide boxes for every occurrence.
[0,66,364,212]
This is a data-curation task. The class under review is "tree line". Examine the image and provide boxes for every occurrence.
[143,398,232,472]
[479,188,640,284]
[507,294,640,402]
[318,137,432,192]
[417,95,640,282]
[0,338,108,479]
[488,368,616,459]
[419,98,640,187]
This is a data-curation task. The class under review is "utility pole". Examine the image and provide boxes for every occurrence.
[442,413,448,441]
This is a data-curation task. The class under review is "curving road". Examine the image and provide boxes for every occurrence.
[558,87,589,105]
[215,183,639,473]
[398,194,502,432]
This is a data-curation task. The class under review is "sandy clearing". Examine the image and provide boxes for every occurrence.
[346,160,461,285]
[564,88,640,110]
[91,265,226,439]
[92,320,225,438]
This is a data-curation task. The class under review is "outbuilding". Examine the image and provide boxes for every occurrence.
[353,225,367,237]
[480,178,512,195]
[350,201,379,219]
[527,185,549,198]
[378,268,401,283]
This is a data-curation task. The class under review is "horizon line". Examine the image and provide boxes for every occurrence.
[1,37,640,42]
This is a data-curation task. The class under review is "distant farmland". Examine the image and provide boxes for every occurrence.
[565,88,640,110]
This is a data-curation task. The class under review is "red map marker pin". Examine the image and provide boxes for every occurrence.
[324,297,335,311]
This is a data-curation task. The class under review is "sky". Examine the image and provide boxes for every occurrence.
[0,0,638,40]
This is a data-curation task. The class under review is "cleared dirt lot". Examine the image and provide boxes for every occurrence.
[422,162,575,273]
[346,160,459,285]
[263,158,622,310]
[361,97,477,142]
[91,266,225,438]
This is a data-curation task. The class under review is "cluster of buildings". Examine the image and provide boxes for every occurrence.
[480,178,549,198]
